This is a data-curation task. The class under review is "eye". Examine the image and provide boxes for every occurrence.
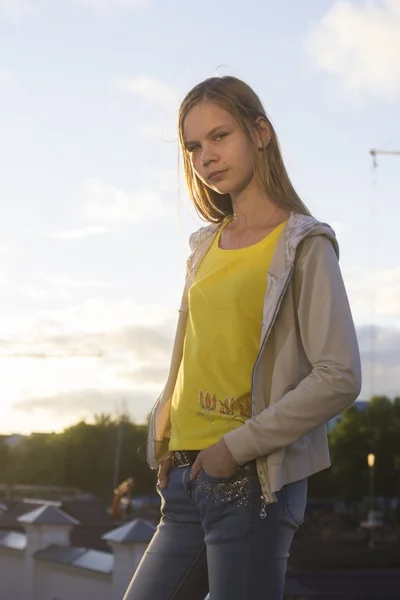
[214,132,227,141]
[187,144,200,153]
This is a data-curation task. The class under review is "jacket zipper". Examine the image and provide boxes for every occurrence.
[251,265,294,513]
[149,244,295,490]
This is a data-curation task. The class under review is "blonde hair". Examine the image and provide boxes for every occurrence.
[178,76,311,223]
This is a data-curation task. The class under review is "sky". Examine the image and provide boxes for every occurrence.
[1,0,400,434]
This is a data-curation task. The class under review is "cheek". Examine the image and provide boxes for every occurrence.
[190,155,204,176]
[243,150,257,175]
[190,157,207,182]
[230,138,255,167]
[191,154,200,169]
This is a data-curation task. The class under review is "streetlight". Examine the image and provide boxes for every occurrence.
[367,453,375,548]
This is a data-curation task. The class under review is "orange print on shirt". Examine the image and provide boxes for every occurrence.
[199,390,217,411]
[198,391,251,420]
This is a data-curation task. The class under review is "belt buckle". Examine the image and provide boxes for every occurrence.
[173,450,191,468]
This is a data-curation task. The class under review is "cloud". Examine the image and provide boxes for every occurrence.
[1,297,175,338]
[9,323,400,425]
[0,241,16,286]
[357,324,400,398]
[39,275,108,289]
[0,68,17,92]
[17,274,108,302]
[81,178,166,225]
[344,267,400,322]
[305,0,400,99]
[74,0,149,13]
[13,388,155,424]
[120,364,168,385]
[358,324,400,367]
[0,241,15,259]
[0,297,179,434]
[51,225,109,239]
[330,221,346,238]
[0,0,31,20]
[112,77,180,140]
[18,285,50,300]
[113,76,178,110]
[0,298,174,410]
[141,168,180,194]
[0,324,172,363]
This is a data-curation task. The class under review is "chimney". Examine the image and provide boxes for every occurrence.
[18,504,79,600]
[103,518,155,600]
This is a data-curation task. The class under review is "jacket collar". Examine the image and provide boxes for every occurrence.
[270,211,338,279]
[187,211,338,279]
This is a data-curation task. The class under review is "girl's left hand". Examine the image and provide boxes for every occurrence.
[190,438,239,480]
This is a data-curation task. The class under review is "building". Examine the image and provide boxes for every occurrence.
[0,495,117,551]
[2,498,400,598]
[0,502,156,600]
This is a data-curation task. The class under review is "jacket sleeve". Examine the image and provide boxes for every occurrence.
[223,235,362,465]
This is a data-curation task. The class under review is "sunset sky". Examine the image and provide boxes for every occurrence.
[1,0,400,434]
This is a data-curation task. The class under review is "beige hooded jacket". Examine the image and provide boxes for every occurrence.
[146,211,361,505]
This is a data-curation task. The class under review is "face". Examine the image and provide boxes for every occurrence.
[183,101,260,197]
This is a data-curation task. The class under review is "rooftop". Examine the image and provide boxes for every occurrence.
[0,529,27,551]
[35,544,113,574]
[18,505,79,526]
[103,518,156,544]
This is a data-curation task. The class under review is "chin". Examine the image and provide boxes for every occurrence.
[211,176,250,197]
[208,181,235,195]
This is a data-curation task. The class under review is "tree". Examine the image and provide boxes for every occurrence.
[0,438,9,483]
[329,396,400,503]
[3,397,400,505]
[0,415,156,500]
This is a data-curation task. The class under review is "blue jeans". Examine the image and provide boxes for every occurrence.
[123,462,307,600]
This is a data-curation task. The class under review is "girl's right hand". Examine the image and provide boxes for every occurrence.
[157,455,172,489]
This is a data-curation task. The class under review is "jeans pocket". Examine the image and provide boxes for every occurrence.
[281,478,308,526]
[196,465,251,510]
[200,466,244,484]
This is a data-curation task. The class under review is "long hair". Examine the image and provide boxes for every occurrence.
[178,76,311,223]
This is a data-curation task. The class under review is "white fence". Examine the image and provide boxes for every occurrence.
[0,504,155,600]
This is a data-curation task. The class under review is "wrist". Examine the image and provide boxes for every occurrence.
[219,437,237,464]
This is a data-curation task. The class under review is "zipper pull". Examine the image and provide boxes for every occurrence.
[260,495,267,519]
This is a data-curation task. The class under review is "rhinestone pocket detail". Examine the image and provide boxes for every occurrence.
[197,466,251,507]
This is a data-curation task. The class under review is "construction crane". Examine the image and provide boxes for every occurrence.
[368,146,399,397]
[370,148,400,167]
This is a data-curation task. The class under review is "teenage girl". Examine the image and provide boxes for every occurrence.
[123,76,361,600]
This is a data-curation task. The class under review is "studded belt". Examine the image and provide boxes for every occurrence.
[171,450,201,468]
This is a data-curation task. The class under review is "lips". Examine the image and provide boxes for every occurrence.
[208,169,228,181]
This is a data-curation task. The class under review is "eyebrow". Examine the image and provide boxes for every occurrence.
[184,125,229,148]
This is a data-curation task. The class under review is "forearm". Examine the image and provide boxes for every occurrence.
[223,362,360,465]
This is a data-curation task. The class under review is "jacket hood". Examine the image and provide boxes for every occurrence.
[284,212,339,265]
[189,211,339,263]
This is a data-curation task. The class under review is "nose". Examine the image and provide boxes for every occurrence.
[201,144,217,167]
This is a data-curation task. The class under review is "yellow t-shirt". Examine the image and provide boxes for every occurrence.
[169,220,287,451]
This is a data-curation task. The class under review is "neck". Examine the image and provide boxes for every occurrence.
[230,181,282,229]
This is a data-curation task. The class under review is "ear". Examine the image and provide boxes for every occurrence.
[255,116,271,149]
